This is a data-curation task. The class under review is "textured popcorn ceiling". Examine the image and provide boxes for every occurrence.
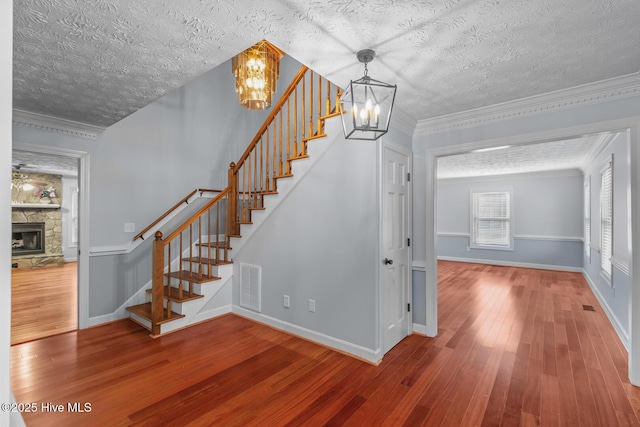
[437,134,605,179]
[13,0,640,128]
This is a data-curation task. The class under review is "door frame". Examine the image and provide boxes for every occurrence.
[424,115,640,384]
[379,139,413,354]
[13,142,90,330]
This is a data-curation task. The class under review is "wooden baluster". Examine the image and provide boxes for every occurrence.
[302,76,306,156]
[306,72,313,156]
[266,128,270,192]
[228,163,237,237]
[179,229,184,300]
[215,201,220,264]
[326,79,331,117]
[260,137,264,194]
[294,86,298,158]
[279,111,283,176]
[273,120,277,180]
[318,73,322,132]
[151,231,164,336]
[286,99,291,174]
[253,147,257,208]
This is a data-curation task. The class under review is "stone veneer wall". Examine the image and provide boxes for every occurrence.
[11,172,64,268]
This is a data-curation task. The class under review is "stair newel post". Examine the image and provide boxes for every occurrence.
[228,162,238,238]
[151,231,165,336]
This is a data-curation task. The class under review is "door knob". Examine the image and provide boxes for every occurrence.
[384,258,393,265]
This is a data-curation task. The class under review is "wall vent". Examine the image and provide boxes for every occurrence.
[240,263,261,312]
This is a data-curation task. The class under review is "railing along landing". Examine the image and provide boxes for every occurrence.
[227,66,342,237]
[148,65,342,334]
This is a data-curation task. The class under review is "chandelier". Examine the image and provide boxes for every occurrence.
[340,49,397,140]
[232,40,284,110]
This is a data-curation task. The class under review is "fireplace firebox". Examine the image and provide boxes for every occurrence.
[12,222,45,256]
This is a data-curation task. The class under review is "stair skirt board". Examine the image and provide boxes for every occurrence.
[232,305,382,365]
[229,118,344,258]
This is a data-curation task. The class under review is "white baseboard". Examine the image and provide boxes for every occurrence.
[412,323,427,335]
[192,305,232,324]
[437,256,583,272]
[581,270,629,351]
[232,305,382,364]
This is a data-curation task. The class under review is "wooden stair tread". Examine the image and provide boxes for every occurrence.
[320,111,343,120]
[183,257,233,265]
[165,270,221,283]
[275,173,294,179]
[288,155,309,161]
[146,286,204,303]
[126,303,184,325]
[302,133,326,142]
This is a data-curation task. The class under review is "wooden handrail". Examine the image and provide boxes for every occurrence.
[160,187,230,244]
[233,65,309,173]
[134,188,222,241]
[147,63,342,333]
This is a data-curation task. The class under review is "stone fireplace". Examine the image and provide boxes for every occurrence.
[12,222,45,256]
[12,171,64,268]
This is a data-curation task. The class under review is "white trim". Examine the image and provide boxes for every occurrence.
[13,142,91,330]
[513,235,583,242]
[13,109,105,140]
[412,323,427,335]
[191,305,233,324]
[437,233,584,243]
[233,306,382,364]
[412,260,426,271]
[581,132,618,171]
[415,73,640,136]
[581,270,630,351]
[379,141,413,354]
[438,232,470,238]
[425,115,640,384]
[438,168,583,183]
[437,256,583,272]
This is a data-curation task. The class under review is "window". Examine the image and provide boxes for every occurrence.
[600,158,613,280]
[470,190,513,250]
[584,176,590,261]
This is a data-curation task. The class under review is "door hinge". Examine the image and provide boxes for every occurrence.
[407,172,411,182]
[407,238,411,247]
[407,303,411,312]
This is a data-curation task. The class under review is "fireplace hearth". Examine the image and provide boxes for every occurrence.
[12,222,45,256]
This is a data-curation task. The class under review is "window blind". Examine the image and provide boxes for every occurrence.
[601,162,613,278]
[472,191,510,247]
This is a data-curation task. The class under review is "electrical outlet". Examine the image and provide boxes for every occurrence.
[124,223,135,233]
[283,295,290,308]
[308,299,316,313]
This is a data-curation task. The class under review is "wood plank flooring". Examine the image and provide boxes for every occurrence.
[10,261,640,426]
[11,262,77,345]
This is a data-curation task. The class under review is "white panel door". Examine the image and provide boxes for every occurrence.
[382,146,410,353]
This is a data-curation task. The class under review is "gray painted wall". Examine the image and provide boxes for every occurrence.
[411,95,640,333]
[582,131,631,341]
[436,170,584,269]
[232,132,380,350]
[14,55,303,318]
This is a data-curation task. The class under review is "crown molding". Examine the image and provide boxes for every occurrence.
[13,109,105,140]
[415,72,640,137]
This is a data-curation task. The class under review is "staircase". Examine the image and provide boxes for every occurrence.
[126,65,342,336]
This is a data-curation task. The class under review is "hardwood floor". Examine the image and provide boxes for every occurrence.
[10,261,640,426]
[11,262,77,345]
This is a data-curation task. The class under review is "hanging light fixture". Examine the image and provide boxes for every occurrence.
[232,40,285,110]
[340,49,397,140]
